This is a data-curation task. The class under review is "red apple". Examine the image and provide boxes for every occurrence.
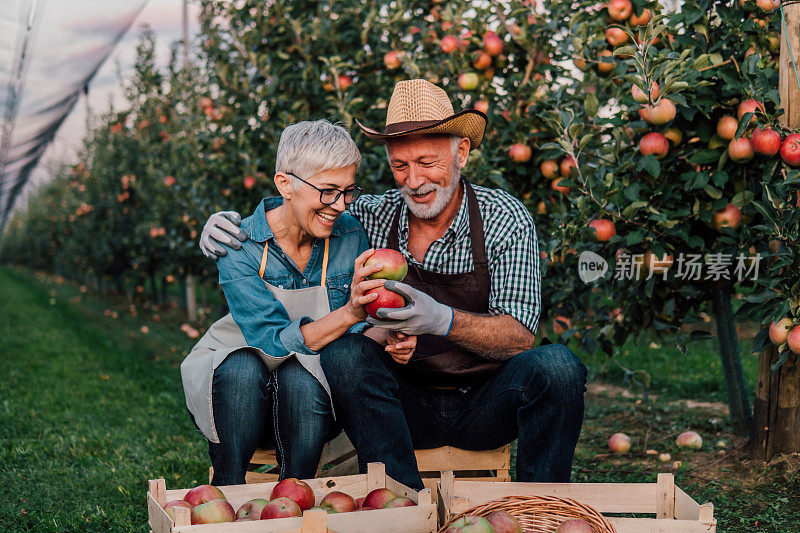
[663,127,683,146]
[553,316,572,336]
[644,250,674,274]
[597,49,614,74]
[629,8,653,26]
[365,248,408,281]
[551,178,570,195]
[163,500,193,521]
[384,51,401,69]
[184,485,226,507]
[383,497,417,508]
[639,99,676,125]
[236,498,269,520]
[606,27,629,47]
[728,137,755,163]
[483,31,503,56]
[308,505,336,514]
[751,127,782,156]
[769,318,794,346]
[639,132,669,159]
[191,499,236,524]
[589,219,616,242]
[458,73,480,91]
[789,325,800,354]
[243,175,256,189]
[444,516,496,533]
[716,115,738,141]
[757,0,779,12]
[780,133,800,166]
[320,491,357,513]
[473,51,492,70]
[631,81,658,104]
[365,286,406,318]
[676,431,703,449]
[355,497,366,508]
[485,510,522,533]
[713,203,742,231]
[261,497,302,519]
[608,0,633,21]
[509,143,532,163]
[270,478,315,510]
[609,432,632,453]
[556,519,595,532]
[473,100,489,114]
[540,159,559,179]
[737,99,765,121]
[363,488,397,509]
[560,155,577,177]
[441,35,460,53]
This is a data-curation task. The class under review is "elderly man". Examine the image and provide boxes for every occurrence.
[200,79,587,490]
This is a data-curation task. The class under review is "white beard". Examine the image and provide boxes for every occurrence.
[400,165,462,219]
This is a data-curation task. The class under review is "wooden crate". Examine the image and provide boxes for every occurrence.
[437,471,716,533]
[414,445,511,493]
[148,462,437,533]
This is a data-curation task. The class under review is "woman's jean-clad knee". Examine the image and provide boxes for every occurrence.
[208,349,335,485]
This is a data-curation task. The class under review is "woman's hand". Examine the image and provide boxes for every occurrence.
[344,249,386,321]
[385,332,417,364]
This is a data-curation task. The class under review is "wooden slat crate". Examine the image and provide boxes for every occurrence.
[437,471,716,533]
[148,462,437,533]
[414,445,511,493]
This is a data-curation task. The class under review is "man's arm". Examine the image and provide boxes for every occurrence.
[448,311,535,360]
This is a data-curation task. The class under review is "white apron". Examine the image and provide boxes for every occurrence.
[181,239,333,443]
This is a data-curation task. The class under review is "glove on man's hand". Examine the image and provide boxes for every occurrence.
[366,280,453,336]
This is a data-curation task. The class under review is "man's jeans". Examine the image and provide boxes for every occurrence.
[208,349,335,485]
[320,334,587,491]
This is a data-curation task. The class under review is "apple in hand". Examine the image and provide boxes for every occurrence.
[769,318,794,346]
[485,510,523,532]
[270,478,315,510]
[163,500,193,521]
[366,248,408,281]
[780,133,800,166]
[609,432,632,454]
[751,127,781,156]
[183,484,226,507]
[236,498,269,520]
[191,499,236,524]
[321,491,357,513]
[364,286,406,319]
[363,488,397,509]
[556,518,595,532]
[261,497,303,519]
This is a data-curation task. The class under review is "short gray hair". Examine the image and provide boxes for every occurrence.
[276,120,361,185]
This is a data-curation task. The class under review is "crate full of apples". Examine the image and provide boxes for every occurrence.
[147,462,437,533]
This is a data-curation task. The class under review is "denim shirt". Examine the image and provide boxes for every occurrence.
[217,197,369,358]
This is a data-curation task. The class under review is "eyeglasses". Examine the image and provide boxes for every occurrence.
[287,172,362,205]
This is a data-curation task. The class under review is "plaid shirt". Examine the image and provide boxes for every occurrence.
[348,183,541,333]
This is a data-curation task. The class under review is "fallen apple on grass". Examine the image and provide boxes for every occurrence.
[609,432,632,454]
[270,478,315,510]
[676,431,703,450]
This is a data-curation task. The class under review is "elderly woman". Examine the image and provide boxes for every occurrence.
[181,120,415,485]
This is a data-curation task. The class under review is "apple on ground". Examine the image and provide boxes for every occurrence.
[261,497,303,519]
[607,0,633,21]
[320,491,357,513]
[589,219,616,242]
[236,498,269,520]
[631,81,658,104]
[639,99,676,125]
[384,497,417,508]
[444,515,496,533]
[191,499,236,524]
[363,488,398,509]
[270,478,315,510]
[676,431,703,450]
[788,325,800,354]
[728,137,754,163]
[540,159,559,179]
[712,203,742,231]
[183,485,226,507]
[639,132,669,159]
[556,518,595,532]
[163,500,193,521]
[609,432,632,454]
[509,143,532,163]
[780,133,800,166]
[365,248,408,281]
[716,115,738,140]
[769,318,794,346]
[751,127,781,156]
[485,509,523,533]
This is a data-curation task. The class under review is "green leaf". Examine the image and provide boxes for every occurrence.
[584,93,599,118]
[637,155,660,178]
[734,113,753,140]
[613,46,636,57]
[688,150,720,164]
[731,191,755,207]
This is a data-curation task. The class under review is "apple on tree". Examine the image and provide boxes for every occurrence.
[639,132,669,159]
[509,143,532,163]
[540,159,559,179]
[631,81,658,104]
[780,133,800,166]
[788,325,800,354]
[607,0,633,21]
[712,203,742,231]
[769,318,794,346]
[728,137,755,163]
[440,35,459,53]
[639,99,676,125]
[715,115,738,141]
[750,127,781,156]
[458,73,480,91]
[589,219,616,242]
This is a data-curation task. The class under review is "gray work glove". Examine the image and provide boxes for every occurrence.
[366,280,453,336]
[199,211,248,260]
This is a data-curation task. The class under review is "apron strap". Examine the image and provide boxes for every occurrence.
[258,239,330,287]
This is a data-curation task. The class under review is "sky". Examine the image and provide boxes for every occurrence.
[19,0,200,205]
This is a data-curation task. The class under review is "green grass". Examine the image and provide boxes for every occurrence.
[0,265,796,532]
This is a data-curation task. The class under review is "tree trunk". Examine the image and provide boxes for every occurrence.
[711,280,752,436]
[186,273,197,321]
[749,346,800,460]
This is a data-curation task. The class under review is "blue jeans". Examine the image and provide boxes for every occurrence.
[320,335,587,491]
[208,349,335,485]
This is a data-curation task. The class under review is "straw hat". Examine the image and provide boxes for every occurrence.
[356,79,487,150]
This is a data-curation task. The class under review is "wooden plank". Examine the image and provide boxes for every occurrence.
[699,502,715,522]
[147,492,174,533]
[366,462,386,492]
[244,470,279,484]
[609,517,716,533]
[414,445,510,471]
[325,505,437,533]
[779,4,800,128]
[320,432,355,465]
[656,473,675,519]
[674,486,701,520]
[250,449,277,465]
[322,455,358,478]
[149,479,167,507]
[174,515,302,532]
[302,509,328,532]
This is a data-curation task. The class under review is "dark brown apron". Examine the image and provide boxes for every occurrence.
[387,180,502,386]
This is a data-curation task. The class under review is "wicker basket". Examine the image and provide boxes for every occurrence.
[437,494,617,533]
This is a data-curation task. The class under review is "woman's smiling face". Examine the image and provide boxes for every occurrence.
[283,164,357,239]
